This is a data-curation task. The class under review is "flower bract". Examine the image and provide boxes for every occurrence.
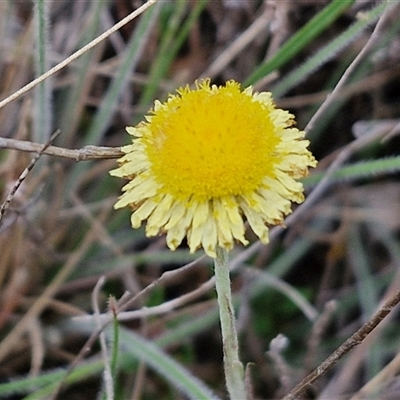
[110,80,317,258]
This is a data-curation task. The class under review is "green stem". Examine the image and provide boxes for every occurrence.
[214,247,247,400]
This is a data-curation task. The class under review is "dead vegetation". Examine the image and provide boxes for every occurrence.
[1,1,400,399]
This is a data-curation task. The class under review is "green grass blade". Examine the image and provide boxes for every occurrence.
[138,0,209,109]
[58,0,105,147]
[349,223,383,379]
[84,1,162,146]
[0,236,316,399]
[302,156,400,188]
[137,1,187,109]
[110,300,119,390]
[349,225,378,318]
[244,0,355,86]
[0,359,104,398]
[33,0,52,142]
[2,323,222,400]
[272,1,388,98]
[65,1,161,194]
[118,327,221,400]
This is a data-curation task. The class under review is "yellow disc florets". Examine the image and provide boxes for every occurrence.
[110,79,317,257]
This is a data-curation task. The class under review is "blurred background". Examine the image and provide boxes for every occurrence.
[1,1,400,399]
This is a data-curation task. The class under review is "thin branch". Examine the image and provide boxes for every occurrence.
[74,256,209,324]
[227,120,394,275]
[349,351,400,400]
[305,1,398,134]
[0,136,123,161]
[0,130,60,224]
[76,277,215,324]
[49,256,207,399]
[0,0,157,110]
[245,267,318,321]
[282,288,400,400]
[0,211,102,364]
[198,5,271,80]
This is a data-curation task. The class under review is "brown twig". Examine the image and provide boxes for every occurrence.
[48,255,206,399]
[74,255,208,324]
[0,136,123,161]
[0,0,157,110]
[0,130,60,224]
[0,212,101,363]
[282,288,400,399]
[305,1,399,134]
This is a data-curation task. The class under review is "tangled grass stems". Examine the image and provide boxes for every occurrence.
[1,1,400,398]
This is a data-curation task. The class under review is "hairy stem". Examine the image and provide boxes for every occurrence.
[214,247,247,400]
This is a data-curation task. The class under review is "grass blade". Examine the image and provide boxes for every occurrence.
[244,0,355,86]
[272,1,388,97]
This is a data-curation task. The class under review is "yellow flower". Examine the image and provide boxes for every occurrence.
[110,80,316,258]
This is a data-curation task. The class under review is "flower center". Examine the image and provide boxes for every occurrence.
[146,84,280,201]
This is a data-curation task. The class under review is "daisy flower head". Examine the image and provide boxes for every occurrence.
[110,80,317,258]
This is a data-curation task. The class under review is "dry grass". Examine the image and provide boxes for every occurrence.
[1,1,400,399]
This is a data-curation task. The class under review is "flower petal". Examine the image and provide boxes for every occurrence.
[110,79,317,257]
